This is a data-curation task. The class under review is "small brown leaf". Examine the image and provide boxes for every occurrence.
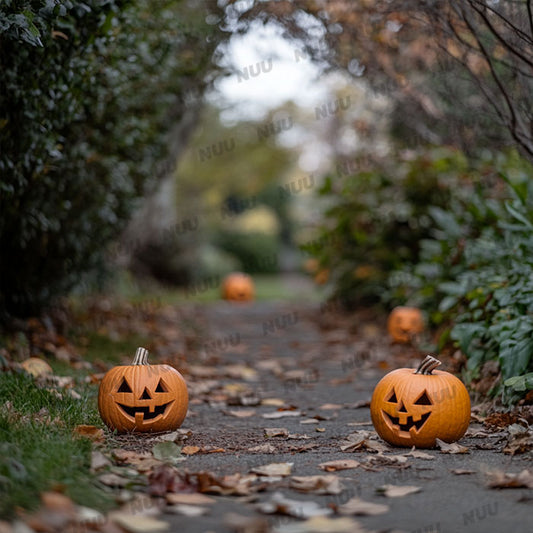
[74,425,104,442]
[250,462,293,477]
[376,484,422,498]
[224,409,256,418]
[289,475,343,495]
[318,460,360,472]
[90,450,111,472]
[262,410,302,419]
[264,427,289,438]
[405,448,435,460]
[110,513,169,533]
[436,439,469,454]
[21,357,53,377]
[181,446,200,456]
[487,469,533,489]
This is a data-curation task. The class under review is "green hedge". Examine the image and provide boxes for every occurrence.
[0,0,221,319]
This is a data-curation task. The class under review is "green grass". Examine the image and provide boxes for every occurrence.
[0,371,111,519]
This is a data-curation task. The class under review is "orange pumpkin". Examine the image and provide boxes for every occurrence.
[370,355,470,448]
[98,347,188,433]
[221,272,255,302]
[387,306,424,343]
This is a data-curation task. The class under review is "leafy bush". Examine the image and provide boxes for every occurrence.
[309,147,533,402]
[397,154,533,402]
[0,0,221,319]
[303,148,473,307]
[213,231,280,274]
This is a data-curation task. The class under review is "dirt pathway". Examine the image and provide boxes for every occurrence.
[154,300,532,533]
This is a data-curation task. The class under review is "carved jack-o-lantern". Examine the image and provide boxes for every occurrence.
[370,355,471,448]
[221,272,255,302]
[387,306,424,343]
[98,347,188,433]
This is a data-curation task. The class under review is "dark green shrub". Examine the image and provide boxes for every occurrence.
[390,151,533,402]
[0,0,221,319]
[302,148,472,307]
[213,231,280,274]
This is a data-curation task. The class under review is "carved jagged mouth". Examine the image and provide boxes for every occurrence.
[383,411,431,433]
[118,401,173,420]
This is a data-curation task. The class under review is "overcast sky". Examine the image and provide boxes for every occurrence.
[209,22,332,123]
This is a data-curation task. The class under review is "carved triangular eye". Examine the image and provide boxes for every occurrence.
[140,388,151,400]
[117,377,132,393]
[387,389,398,403]
[414,390,432,405]
[155,379,167,393]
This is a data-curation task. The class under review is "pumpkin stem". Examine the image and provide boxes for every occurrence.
[132,347,150,365]
[415,355,442,375]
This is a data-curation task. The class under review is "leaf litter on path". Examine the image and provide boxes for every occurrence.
[486,469,533,489]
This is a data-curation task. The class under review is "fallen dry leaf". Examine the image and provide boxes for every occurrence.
[90,450,111,472]
[289,475,343,495]
[110,512,169,533]
[195,471,263,496]
[340,434,389,453]
[21,357,53,377]
[366,453,409,467]
[224,409,257,418]
[250,462,293,477]
[319,403,343,410]
[318,460,360,472]
[181,446,200,456]
[257,491,332,519]
[337,497,389,516]
[261,398,286,407]
[263,411,302,419]
[73,425,104,442]
[264,428,289,438]
[503,424,533,455]
[486,469,533,489]
[376,484,422,498]
[405,448,435,460]
[435,439,469,454]
[148,465,186,496]
[300,418,320,425]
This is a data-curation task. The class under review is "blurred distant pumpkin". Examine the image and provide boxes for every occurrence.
[98,347,188,433]
[370,355,471,448]
[387,306,424,343]
[221,272,255,302]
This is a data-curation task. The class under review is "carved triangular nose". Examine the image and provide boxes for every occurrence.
[398,401,408,413]
[140,388,151,400]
